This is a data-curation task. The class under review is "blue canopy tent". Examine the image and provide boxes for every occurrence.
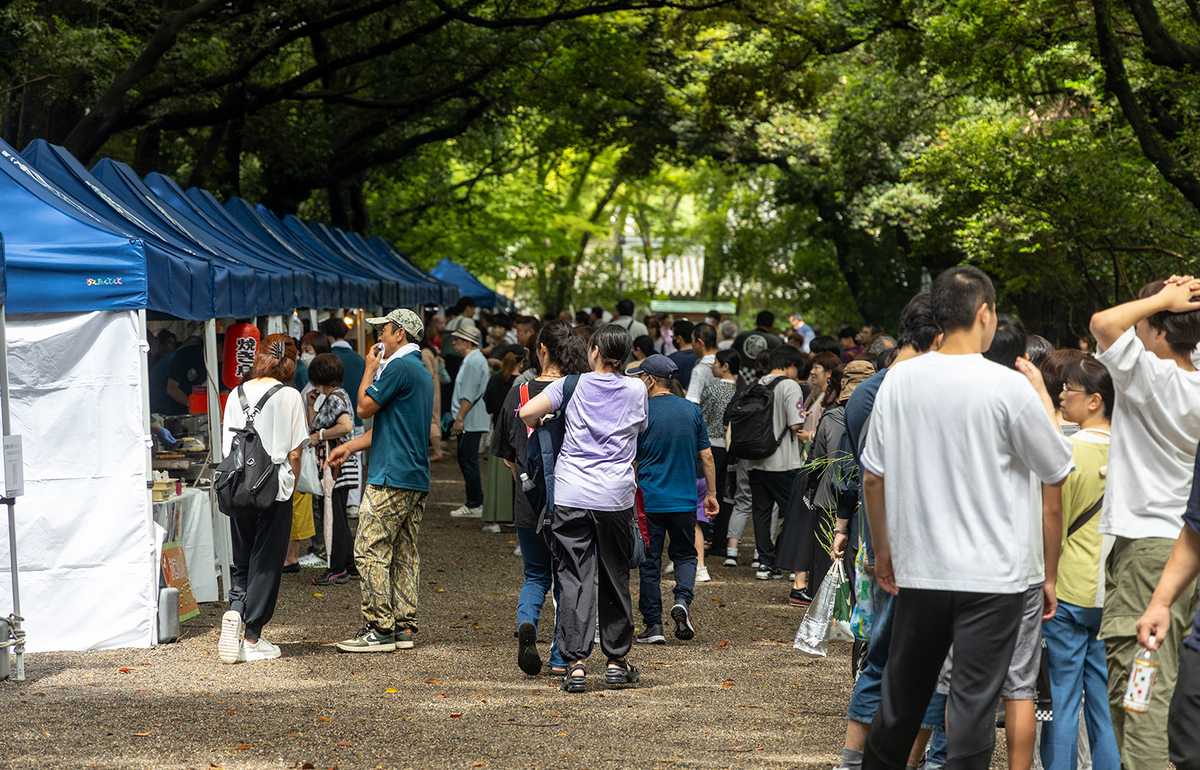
[368,237,460,306]
[222,197,393,310]
[0,142,182,654]
[303,220,428,308]
[21,140,234,321]
[430,257,506,309]
[91,159,292,317]
[144,172,317,312]
[335,229,445,307]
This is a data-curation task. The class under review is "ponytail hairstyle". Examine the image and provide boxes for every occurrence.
[821,362,846,409]
[715,348,743,387]
[538,320,591,376]
[591,323,634,371]
[249,333,298,385]
[500,350,527,380]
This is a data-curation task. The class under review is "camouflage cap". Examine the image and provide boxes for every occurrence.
[366,308,424,341]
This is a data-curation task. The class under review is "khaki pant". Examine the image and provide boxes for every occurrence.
[1100,536,1200,770]
[354,484,428,633]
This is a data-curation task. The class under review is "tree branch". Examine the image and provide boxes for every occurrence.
[1123,0,1200,70]
[429,0,734,29]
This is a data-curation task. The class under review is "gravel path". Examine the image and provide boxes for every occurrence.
[5,457,902,769]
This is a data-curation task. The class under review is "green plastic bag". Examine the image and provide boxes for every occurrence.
[833,561,853,625]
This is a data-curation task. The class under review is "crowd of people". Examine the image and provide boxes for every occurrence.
[196,271,1200,770]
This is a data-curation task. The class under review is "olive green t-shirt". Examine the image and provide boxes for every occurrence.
[1057,430,1110,608]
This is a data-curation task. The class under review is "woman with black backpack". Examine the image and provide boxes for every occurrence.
[491,321,589,677]
[216,334,309,664]
[518,324,649,692]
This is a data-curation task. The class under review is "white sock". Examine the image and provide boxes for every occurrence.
[726,547,737,557]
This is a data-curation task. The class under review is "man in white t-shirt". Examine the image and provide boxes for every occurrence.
[1089,274,1200,770]
[611,298,649,338]
[860,266,1073,770]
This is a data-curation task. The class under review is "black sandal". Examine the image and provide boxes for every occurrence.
[561,661,586,693]
[605,657,640,686]
[547,665,568,678]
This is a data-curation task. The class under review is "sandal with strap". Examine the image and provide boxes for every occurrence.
[561,661,586,693]
[605,657,640,686]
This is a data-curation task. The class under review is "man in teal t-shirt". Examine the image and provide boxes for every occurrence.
[329,309,433,654]
[629,355,718,646]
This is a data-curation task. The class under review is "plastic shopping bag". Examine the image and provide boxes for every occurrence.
[849,546,875,641]
[794,560,852,657]
[297,445,322,495]
[829,561,855,642]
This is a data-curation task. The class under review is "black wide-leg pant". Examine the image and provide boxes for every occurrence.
[228,497,292,639]
[551,505,636,662]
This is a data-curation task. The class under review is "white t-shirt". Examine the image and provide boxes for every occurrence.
[1026,472,1044,586]
[686,354,716,404]
[221,379,310,501]
[1096,327,1200,539]
[745,374,805,473]
[860,352,1074,593]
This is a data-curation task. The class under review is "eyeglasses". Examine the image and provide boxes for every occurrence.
[1061,384,1088,394]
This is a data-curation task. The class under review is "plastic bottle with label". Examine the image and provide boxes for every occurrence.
[1123,635,1159,713]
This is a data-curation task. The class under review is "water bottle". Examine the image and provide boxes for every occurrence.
[520,472,534,493]
[1123,635,1159,713]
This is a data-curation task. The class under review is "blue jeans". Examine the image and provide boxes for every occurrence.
[456,431,484,508]
[516,526,565,669]
[638,511,697,626]
[1040,602,1120,770]
[847,586,946,731]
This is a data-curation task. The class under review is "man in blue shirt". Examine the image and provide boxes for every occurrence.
[628,355,718,645]
[448,318,490,519]
[328,309,433,654]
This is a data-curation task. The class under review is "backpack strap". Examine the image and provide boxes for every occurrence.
[519,383,533,437]
[242,383,285,425]
[562,374,580,407]
[1066,497,1104,538]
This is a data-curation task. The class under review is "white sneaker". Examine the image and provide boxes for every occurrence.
[481,523,501,533]
[346,505,359,520]
[240,637,282,662]
[664,561,675,575]
[696,566,711,583]
[513,544,523,557]
[723,556,737,567]
[450,505,483,518]
[219,610,243,664]
[297,552,328,568]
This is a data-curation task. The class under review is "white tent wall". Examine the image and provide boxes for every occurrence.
[0,310,156,651]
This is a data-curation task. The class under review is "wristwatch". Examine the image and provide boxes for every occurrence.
[833,528,849,535]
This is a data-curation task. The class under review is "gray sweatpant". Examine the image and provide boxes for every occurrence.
[727,460,777,545]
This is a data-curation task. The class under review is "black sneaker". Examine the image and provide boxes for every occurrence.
[636,624,666,644]
[670,603,695,641]
[755,566,784,580]
[312,570,348,586]
[789,588,814,607]
[517,621,542,676]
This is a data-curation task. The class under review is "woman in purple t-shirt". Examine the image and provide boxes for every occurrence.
[520,324,649,692]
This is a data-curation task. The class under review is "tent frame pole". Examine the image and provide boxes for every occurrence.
[205,320,232,601]
[137,310,157,645]
[0,308,25,680]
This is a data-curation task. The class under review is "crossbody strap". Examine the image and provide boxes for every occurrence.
[1066,497,1104,538]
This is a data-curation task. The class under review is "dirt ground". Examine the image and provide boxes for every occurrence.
[1,456,989,770]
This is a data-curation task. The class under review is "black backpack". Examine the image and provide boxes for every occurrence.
[520,375,580,531]
[727,377,787,460]
[214,384,285,518]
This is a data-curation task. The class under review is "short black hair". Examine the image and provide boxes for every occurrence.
[632,335,655,358]
[590,306,604,318]
[707,310,722,322]
[318,317,349,340]
[931,265,996,334]
[896,292,940,352]
[514,315,538,329]
[838,326,857,340]
[491,314,511,329]
[692,323,717,351]
[809,335,842,357]
[1025,335,1053,367]
[769,344,805,372]
[864,323,884,335]
[875,347,900,370]
[755,310,776,329]
[307,352,345,387]
[616,298,635,318]
[982,314,1027,370]
[575,310,590,325]
[1139,279,1200,354]
[1068,355,1115,419]
[672,319,695,342]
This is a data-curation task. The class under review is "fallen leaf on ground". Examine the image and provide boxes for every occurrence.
[233,744,250,750]
[384,688,398,693]
[424,679,441,684]
[316,717,331,722]
[716,641,729,648]
[132,732,151,737]
[336,740,351,747]
[450,714,462,718]
[118,668,131,673]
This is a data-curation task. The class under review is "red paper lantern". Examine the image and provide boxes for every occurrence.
[222,323,261,389]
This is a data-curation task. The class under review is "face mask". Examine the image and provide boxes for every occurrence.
[300,352,315,366]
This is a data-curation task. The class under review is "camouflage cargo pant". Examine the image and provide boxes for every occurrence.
[354,484,428,633]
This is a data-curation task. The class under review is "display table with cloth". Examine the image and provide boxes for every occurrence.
[151,487,219,603]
